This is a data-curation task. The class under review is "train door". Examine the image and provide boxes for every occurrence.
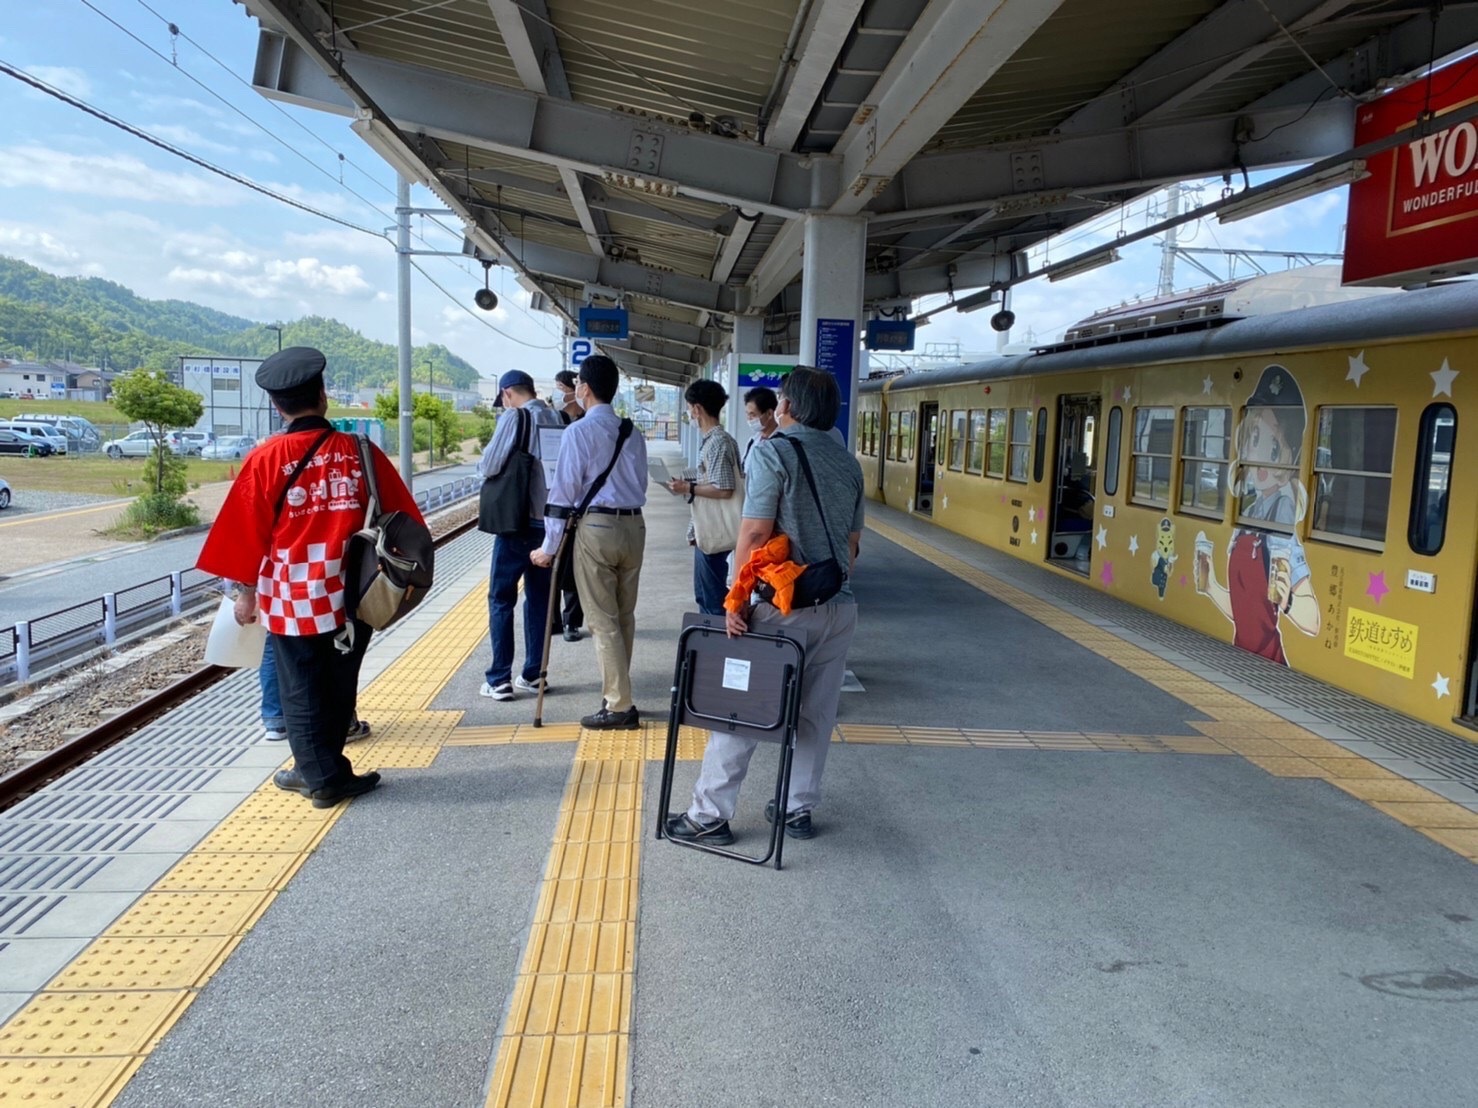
[915,403,938,515]
[1048,395,1100,575]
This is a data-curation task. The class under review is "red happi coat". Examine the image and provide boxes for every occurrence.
[197,420,423,635]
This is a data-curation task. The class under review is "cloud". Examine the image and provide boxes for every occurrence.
[166,255,374,302]
[0,225,104,274]
[0,145,237,206]
[23,65,91,99]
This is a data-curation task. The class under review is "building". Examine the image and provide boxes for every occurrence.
[0,360,64,400]
[175,356,280,439]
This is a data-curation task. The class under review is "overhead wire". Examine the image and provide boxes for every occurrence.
[407,258,562,350]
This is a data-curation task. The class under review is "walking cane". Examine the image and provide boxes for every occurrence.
[533,525,571,728]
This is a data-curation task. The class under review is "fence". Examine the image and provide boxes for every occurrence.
[0,474,479,688]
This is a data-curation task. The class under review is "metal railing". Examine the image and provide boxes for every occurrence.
[0,475,478,688]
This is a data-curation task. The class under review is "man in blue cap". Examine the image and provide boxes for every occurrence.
[476,369,565,700]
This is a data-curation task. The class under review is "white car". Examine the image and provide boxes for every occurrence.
[201,436,256,459]
[0,476,10,510]
[103,430,170,459]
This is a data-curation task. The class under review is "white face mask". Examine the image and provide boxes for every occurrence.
[746,417,762,433]
[577,386,592,410]
[554,389,569,406]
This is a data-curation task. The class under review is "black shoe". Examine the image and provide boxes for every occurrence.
[273,768,311,797]
[310,771,382,809]
[764,799,815,839]
[664,812,734,845]
[580,706,640,730]
[563,627,581,642]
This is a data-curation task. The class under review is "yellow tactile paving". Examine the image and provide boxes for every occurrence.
[0,1057,142,1105]
[865,517,1478,864]
[106,892,275,938]
[46,937,240,993]
[1369,802,1478,829]
[486,736,642,1107]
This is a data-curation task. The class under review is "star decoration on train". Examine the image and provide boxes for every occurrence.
[1121,386,1132,402]
[1128,535,1140,555]
[1431,359,1459,397]
[1346,351,1370,387]
[1100,561,1114,586]
[1028,506,1037,522]
[1202,375,1214,396]
[1365,570,1390,605]
[1030,529,1038,545]
[1096,525,1108,549]
[1432,673,1451,699]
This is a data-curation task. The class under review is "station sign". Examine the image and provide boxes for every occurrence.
[865,319,917,351]
[578,306,628,339]
[570,338,593,367]
[1345,62,1478,285]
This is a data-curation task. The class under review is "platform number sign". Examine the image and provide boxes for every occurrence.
[570,338,593,367]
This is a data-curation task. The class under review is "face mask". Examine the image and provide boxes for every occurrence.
[746,417,762,433]
[577,387,592,410]
[554,390,569,406]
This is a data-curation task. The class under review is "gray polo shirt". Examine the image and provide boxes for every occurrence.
[742,425,865,601]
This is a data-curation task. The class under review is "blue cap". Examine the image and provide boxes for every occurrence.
[493,369,534,407]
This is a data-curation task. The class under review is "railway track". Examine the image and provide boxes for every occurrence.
[0,511,479,811]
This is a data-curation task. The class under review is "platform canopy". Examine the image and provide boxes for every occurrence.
[239,0,1478,385]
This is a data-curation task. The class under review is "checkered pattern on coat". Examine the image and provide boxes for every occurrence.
[257,540,347,635]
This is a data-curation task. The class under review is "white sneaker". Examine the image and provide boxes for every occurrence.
[263,727,287,742]
[514,675,549,694]
[480,681,515,701]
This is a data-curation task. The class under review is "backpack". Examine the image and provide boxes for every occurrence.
[344,435,435,630]
[477,408,536,536]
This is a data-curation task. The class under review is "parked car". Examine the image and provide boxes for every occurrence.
[174,430,211,456]
[201,435,256,459]
[17,414,101,449]
[102,430,166,458]
[0,421,68,455]
[0,476,10,509]
[0,429,54,457]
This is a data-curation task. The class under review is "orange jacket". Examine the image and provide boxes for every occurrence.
[724,534,807,616]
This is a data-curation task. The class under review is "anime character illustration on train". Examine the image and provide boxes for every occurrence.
[1150,517,1176,600]
[1194,365,1321,664]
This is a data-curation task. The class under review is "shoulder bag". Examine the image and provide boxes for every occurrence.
[477,408,535,536]
[345,435,435,629]
[755,434,847,609]
[691,434,744,555]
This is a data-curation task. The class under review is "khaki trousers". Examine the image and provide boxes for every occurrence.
[572,514,645,712]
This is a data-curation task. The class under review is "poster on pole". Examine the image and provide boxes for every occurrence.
[736,353,792,392]
[814,318,856,445]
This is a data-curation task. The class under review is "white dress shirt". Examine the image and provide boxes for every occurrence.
[540,403,649,555]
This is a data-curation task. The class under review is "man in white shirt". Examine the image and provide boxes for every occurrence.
[477,370,565,701]
[532,356,649,729]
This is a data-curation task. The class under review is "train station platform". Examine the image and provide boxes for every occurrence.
[2,447,1477,1107]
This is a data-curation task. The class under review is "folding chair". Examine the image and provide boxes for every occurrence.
[655,614,807,870]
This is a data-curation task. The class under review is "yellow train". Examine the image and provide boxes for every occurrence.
[857,276,1475,738]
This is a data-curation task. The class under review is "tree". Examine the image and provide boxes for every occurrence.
[111,369,204,493]
[374,388,459,460]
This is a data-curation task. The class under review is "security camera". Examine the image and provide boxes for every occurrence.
[990,309,1015,333]
[474,287,499,311]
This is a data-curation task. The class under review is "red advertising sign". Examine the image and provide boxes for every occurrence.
[1344,63,1478,286]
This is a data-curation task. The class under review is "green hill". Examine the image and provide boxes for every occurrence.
[0,256,481,390]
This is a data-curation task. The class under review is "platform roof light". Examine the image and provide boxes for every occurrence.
[1217,161,1369,224]
[350,111,430,187]
[1047,248,1122,283]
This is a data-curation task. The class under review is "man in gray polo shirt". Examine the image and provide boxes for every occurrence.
[666,367,863,843]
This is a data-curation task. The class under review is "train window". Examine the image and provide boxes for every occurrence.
[869,412,880,456]
[1311,406,1398,548]
[858,412,871,456]
[1179,407,1231,518]
[1033,407,1047,483]
[948,410,966,471]
[1008,409,1032,483]
[967,410,986,474]
[1103,407,1122,495]
[900,410,916,460]
[987,409,1008,477]
[1409,404,1455,555]
[886,412,900,460]
[1130,407,1176,507]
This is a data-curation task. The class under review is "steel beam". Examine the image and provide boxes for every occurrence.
[249,6,814,216]
[460,167,727,234]
[763,0,869,151]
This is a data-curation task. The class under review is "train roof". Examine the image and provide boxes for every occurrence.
[860,279,1478,394]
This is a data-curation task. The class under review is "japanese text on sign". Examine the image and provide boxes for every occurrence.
[1343,606,1418,679]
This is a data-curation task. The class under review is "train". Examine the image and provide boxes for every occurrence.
[857,268,1477,739]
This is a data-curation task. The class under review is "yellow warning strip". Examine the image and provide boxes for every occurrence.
[0,580,494,1106]
[866,518,1478,863]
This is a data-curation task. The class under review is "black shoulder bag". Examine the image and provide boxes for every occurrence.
[345,436,435,631]
[547,418,635,522]
[756,434,848,609]
[477,408,535,537]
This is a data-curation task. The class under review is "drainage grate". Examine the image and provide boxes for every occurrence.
[0,822,153,854]
[0,855,112,891]
[8,792,189,823]
[0,893,64,935]
[52,767,222,794]
[89,744,248,769]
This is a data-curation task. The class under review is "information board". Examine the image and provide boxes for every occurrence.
[814,318,855,444]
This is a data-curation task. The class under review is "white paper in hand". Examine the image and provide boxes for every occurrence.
[204,596,268,668]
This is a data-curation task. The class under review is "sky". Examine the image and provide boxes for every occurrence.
[0,1,1353,386]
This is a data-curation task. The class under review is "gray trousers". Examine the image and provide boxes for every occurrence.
[687,599,858,821]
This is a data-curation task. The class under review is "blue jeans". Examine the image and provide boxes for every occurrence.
[693,546,731,616]
[259,635,284,729]
[486,525,554,686]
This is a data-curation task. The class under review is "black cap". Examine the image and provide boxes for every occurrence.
[255,346,326,395]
